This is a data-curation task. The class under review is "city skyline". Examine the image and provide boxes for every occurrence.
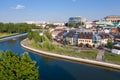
[0,0,120,22]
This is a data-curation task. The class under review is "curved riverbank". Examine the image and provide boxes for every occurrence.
[21,39,120,70]
[0,33,27,42]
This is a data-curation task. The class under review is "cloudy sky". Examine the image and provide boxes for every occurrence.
[0,0,120,22]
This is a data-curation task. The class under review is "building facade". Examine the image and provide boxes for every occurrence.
[104,15,120,22]
[69,16,87,23]
[63,30,112,47]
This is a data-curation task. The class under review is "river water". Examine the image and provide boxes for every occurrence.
[0,36,120,80]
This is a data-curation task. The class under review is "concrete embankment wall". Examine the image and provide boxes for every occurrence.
[21,39,120,70]
[0,33,27,42]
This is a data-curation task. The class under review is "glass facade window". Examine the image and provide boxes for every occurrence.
[69,17,81,23]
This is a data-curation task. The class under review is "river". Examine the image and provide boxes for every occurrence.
[0,36,120,80]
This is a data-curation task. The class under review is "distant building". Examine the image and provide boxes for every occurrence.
[95,20,113,27]
[104,15,120,27]
[51,29,64,39]
[25,21,65,28]
[68,16,87,27]
[65,30,76,45]
[93,15,120,27]
[112,44,120,54]
[24,21,46,27]
[69,16,87,23]
[62,30,113,47]
[85,22,93,28]
[47,22,65,26]
[104,15,120,22]
[104,29,111,33]
[78,32,93,46]
[92,16,120,33]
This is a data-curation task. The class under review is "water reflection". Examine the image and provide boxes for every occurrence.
[0,36,120,80]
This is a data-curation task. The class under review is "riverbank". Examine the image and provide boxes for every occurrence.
[0,33,27,42]
[21,39,120,70]
[0,33,11,37]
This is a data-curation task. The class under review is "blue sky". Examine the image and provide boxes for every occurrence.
[0,0,120,22]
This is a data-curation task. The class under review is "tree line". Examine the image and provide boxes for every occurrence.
[0,22,41,33]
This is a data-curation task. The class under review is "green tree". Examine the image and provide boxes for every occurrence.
[0,22,41,33]
[5,23,15,33]
[41,41,56,51]
[33,31,41,42]
[28,30,33,40]
[44,31,52,41]
[0,50,39,80]
[107,39,114,49]
[0,22,4,33]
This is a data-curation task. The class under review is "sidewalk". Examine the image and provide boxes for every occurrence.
[96,50,105,61]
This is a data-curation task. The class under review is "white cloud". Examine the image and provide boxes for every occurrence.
[13,5,25,10]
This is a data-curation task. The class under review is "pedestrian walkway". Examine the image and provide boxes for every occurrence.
[21,40,120,70]
[96,50,105,61]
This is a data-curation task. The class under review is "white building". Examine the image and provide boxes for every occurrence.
[104,15,120,22]
[112,49,120,54]
[96,20,113,27]
[24,21,46,27]
[104,29,111,33]
[112,44,120,54]
[47,22,65,26]
[85,22,93,28]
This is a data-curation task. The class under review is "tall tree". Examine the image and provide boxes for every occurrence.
[33,31,41,42]
[107,39,114,49]
[28,30,33,40]
[44,31,52,41]
[0,50,39,80]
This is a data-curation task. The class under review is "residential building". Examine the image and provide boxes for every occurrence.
[85,22,93,28]
[51,29,64,39]
[65,30,76,45]
[47,22,65,26]
[78,32,93,46]
[62,30,112,47]
[104,15,120,22]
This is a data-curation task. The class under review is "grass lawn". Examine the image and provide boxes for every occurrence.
[78,50,98,59]
[104,51,120,64]
[28,40,98,59]
[0,33,11,37]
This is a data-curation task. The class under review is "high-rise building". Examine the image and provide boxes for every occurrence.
[69,16,87,23]
[68,16,87,27]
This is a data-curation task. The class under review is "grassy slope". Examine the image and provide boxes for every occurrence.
[28,40,98,59]
[104,52,120,64]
